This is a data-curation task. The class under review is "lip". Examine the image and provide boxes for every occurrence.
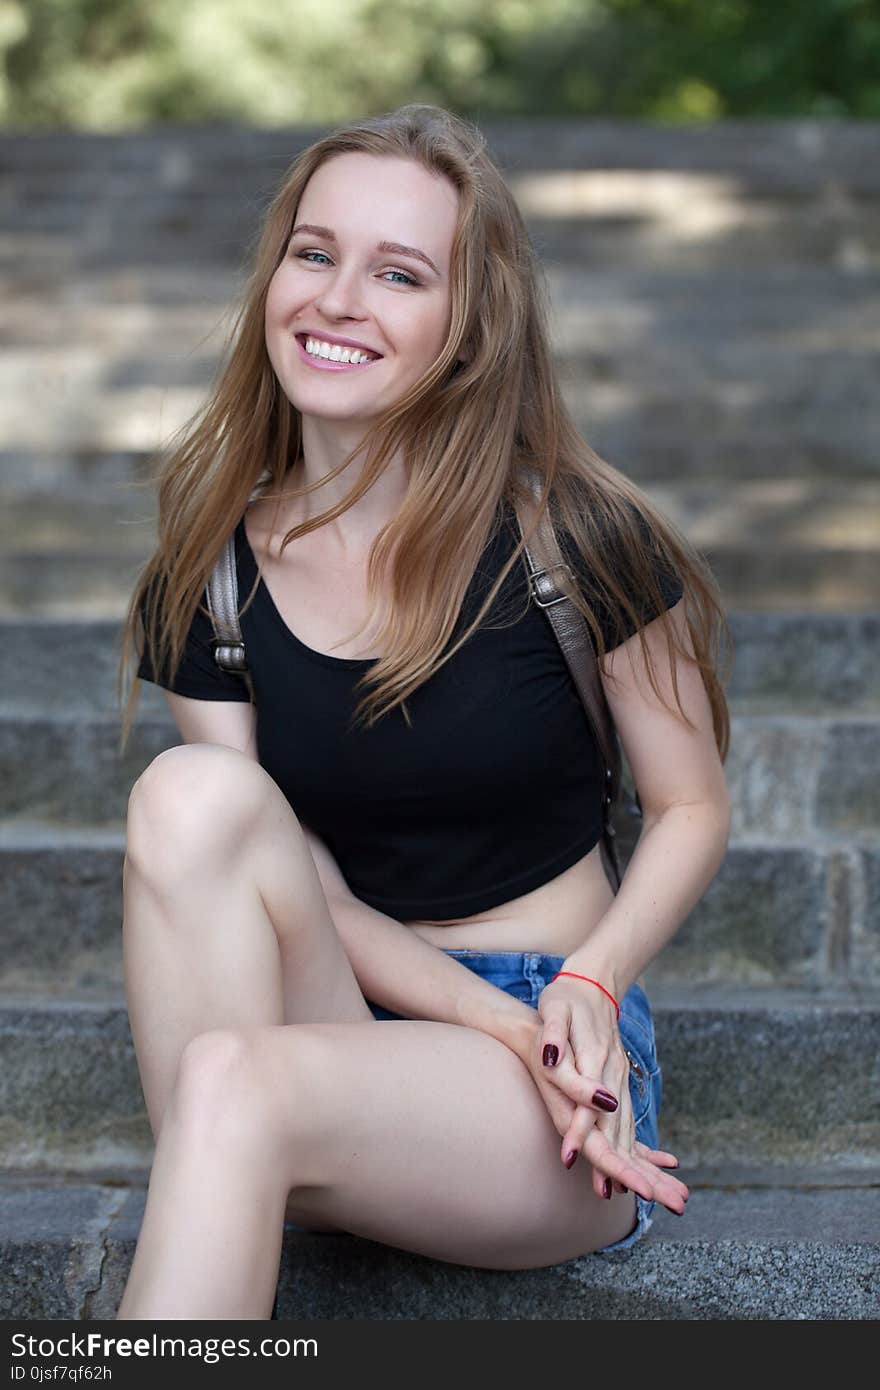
[294,335,382,372]
[296,329,383,357]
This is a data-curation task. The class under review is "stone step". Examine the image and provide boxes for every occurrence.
[3,124,879,289]
[15,447,876,503]
[0,991,875,1172]
[8,150,880,210]
[0,613,876,718]
[1,608,873,717]
[5,195,877,274]
[2,547,879,618]
[1,825,877,994]
[4,266,877,354]
[0,1171,876,1320]
[3,708,879,841]
[3,120,878,186]
[5,473,880,559]
[2,829,877,993]
[2,275,878,470]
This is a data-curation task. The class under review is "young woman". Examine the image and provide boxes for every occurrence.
[117,103,731,1319]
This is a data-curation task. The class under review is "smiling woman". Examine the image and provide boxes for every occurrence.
[116,103,731,1320]
[263,151,459,440]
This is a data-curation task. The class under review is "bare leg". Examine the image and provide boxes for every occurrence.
[122,742,373,1140]
[117,1019,639,1320]
[119,742,640,1320]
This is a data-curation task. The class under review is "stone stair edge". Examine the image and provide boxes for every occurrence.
[2,819,879,853]
[0,985,877,1016]
[0,1177,876,1322]
[3,1159,876,1192]
[2,610,876,633]
[4,709,880,727]
[1,447,877,474]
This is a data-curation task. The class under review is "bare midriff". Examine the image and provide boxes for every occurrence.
[401,840,617,957]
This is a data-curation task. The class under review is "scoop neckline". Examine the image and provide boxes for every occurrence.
[236,516,380,671]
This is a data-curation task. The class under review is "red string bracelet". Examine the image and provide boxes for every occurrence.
[550,971,620,1021]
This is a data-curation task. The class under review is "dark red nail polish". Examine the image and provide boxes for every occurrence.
[602,1177,612,1199]
[543,1043,559,1067]
[592,1088,618,1113]
[563,1149,578,1169]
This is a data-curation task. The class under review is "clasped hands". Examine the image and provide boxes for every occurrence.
[512,975,689,1216]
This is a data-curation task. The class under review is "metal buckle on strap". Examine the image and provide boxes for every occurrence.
[528,563,573,608]
[212,639,247,672]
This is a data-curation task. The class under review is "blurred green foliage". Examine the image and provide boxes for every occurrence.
[2,0,878,129]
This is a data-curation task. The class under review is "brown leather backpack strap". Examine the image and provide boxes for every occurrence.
[206,532,254,701]
[515,465,623,893]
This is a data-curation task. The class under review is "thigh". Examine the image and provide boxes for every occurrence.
[263,1018,637,1269]
[131,743,375,1028]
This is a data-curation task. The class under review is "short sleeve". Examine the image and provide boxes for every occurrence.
[558,505,685,653]
[137,578,252,702]
[601,557,684,650]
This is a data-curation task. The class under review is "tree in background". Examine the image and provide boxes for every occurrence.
[2,0,878,129]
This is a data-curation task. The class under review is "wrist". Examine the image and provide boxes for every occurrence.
[550,970,620,1021]
[559,948,625,1005]
[458,991,538,1058]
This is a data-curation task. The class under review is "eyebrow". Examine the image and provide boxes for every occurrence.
[290,223,441,277]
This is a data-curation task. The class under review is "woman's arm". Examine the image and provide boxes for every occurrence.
[323,886,538,1042]
[526,599,728,1205]
[554,597,731,1005]
[557,801,730,1004]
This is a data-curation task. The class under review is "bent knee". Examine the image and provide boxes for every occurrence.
[173,1024,322,1126]
[172,1027,274,1130]
[125,744,280,876]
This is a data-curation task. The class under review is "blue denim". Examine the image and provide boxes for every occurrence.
[367,950,662,1255]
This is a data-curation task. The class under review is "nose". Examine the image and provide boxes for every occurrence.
[312,262,368,322]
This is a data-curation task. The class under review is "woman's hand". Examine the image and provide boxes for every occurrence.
[510,978,689,1215]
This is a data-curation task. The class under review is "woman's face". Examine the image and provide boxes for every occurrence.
[265,152,459,428]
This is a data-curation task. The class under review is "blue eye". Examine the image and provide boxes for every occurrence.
[295,250,418,287]
[383,269,419,287]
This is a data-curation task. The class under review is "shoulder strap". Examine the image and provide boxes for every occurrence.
[513,465,623,893]
[206,532,254,701]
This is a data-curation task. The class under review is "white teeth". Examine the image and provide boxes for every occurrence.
[304,336,375,365]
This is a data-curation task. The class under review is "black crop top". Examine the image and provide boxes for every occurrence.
[137,504,683,920]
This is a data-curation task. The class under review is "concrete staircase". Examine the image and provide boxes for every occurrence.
[1,120,878,1320]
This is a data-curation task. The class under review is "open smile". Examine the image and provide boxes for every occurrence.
[294,334,383,372]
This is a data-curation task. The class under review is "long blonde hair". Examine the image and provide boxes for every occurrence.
[118,102,731,761]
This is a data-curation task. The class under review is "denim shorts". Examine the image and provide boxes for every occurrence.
[367,950,663,1256]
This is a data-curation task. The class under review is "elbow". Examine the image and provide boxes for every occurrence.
[716,790,733,847]
[705,796,733,880]
[642,795,732,851]
[697,794,732,854]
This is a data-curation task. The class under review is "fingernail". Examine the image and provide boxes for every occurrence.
[592,1088,618,1113]
[602,1177,612,1199]
[542,1044,559,1067]
[563,1149,578,1169]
